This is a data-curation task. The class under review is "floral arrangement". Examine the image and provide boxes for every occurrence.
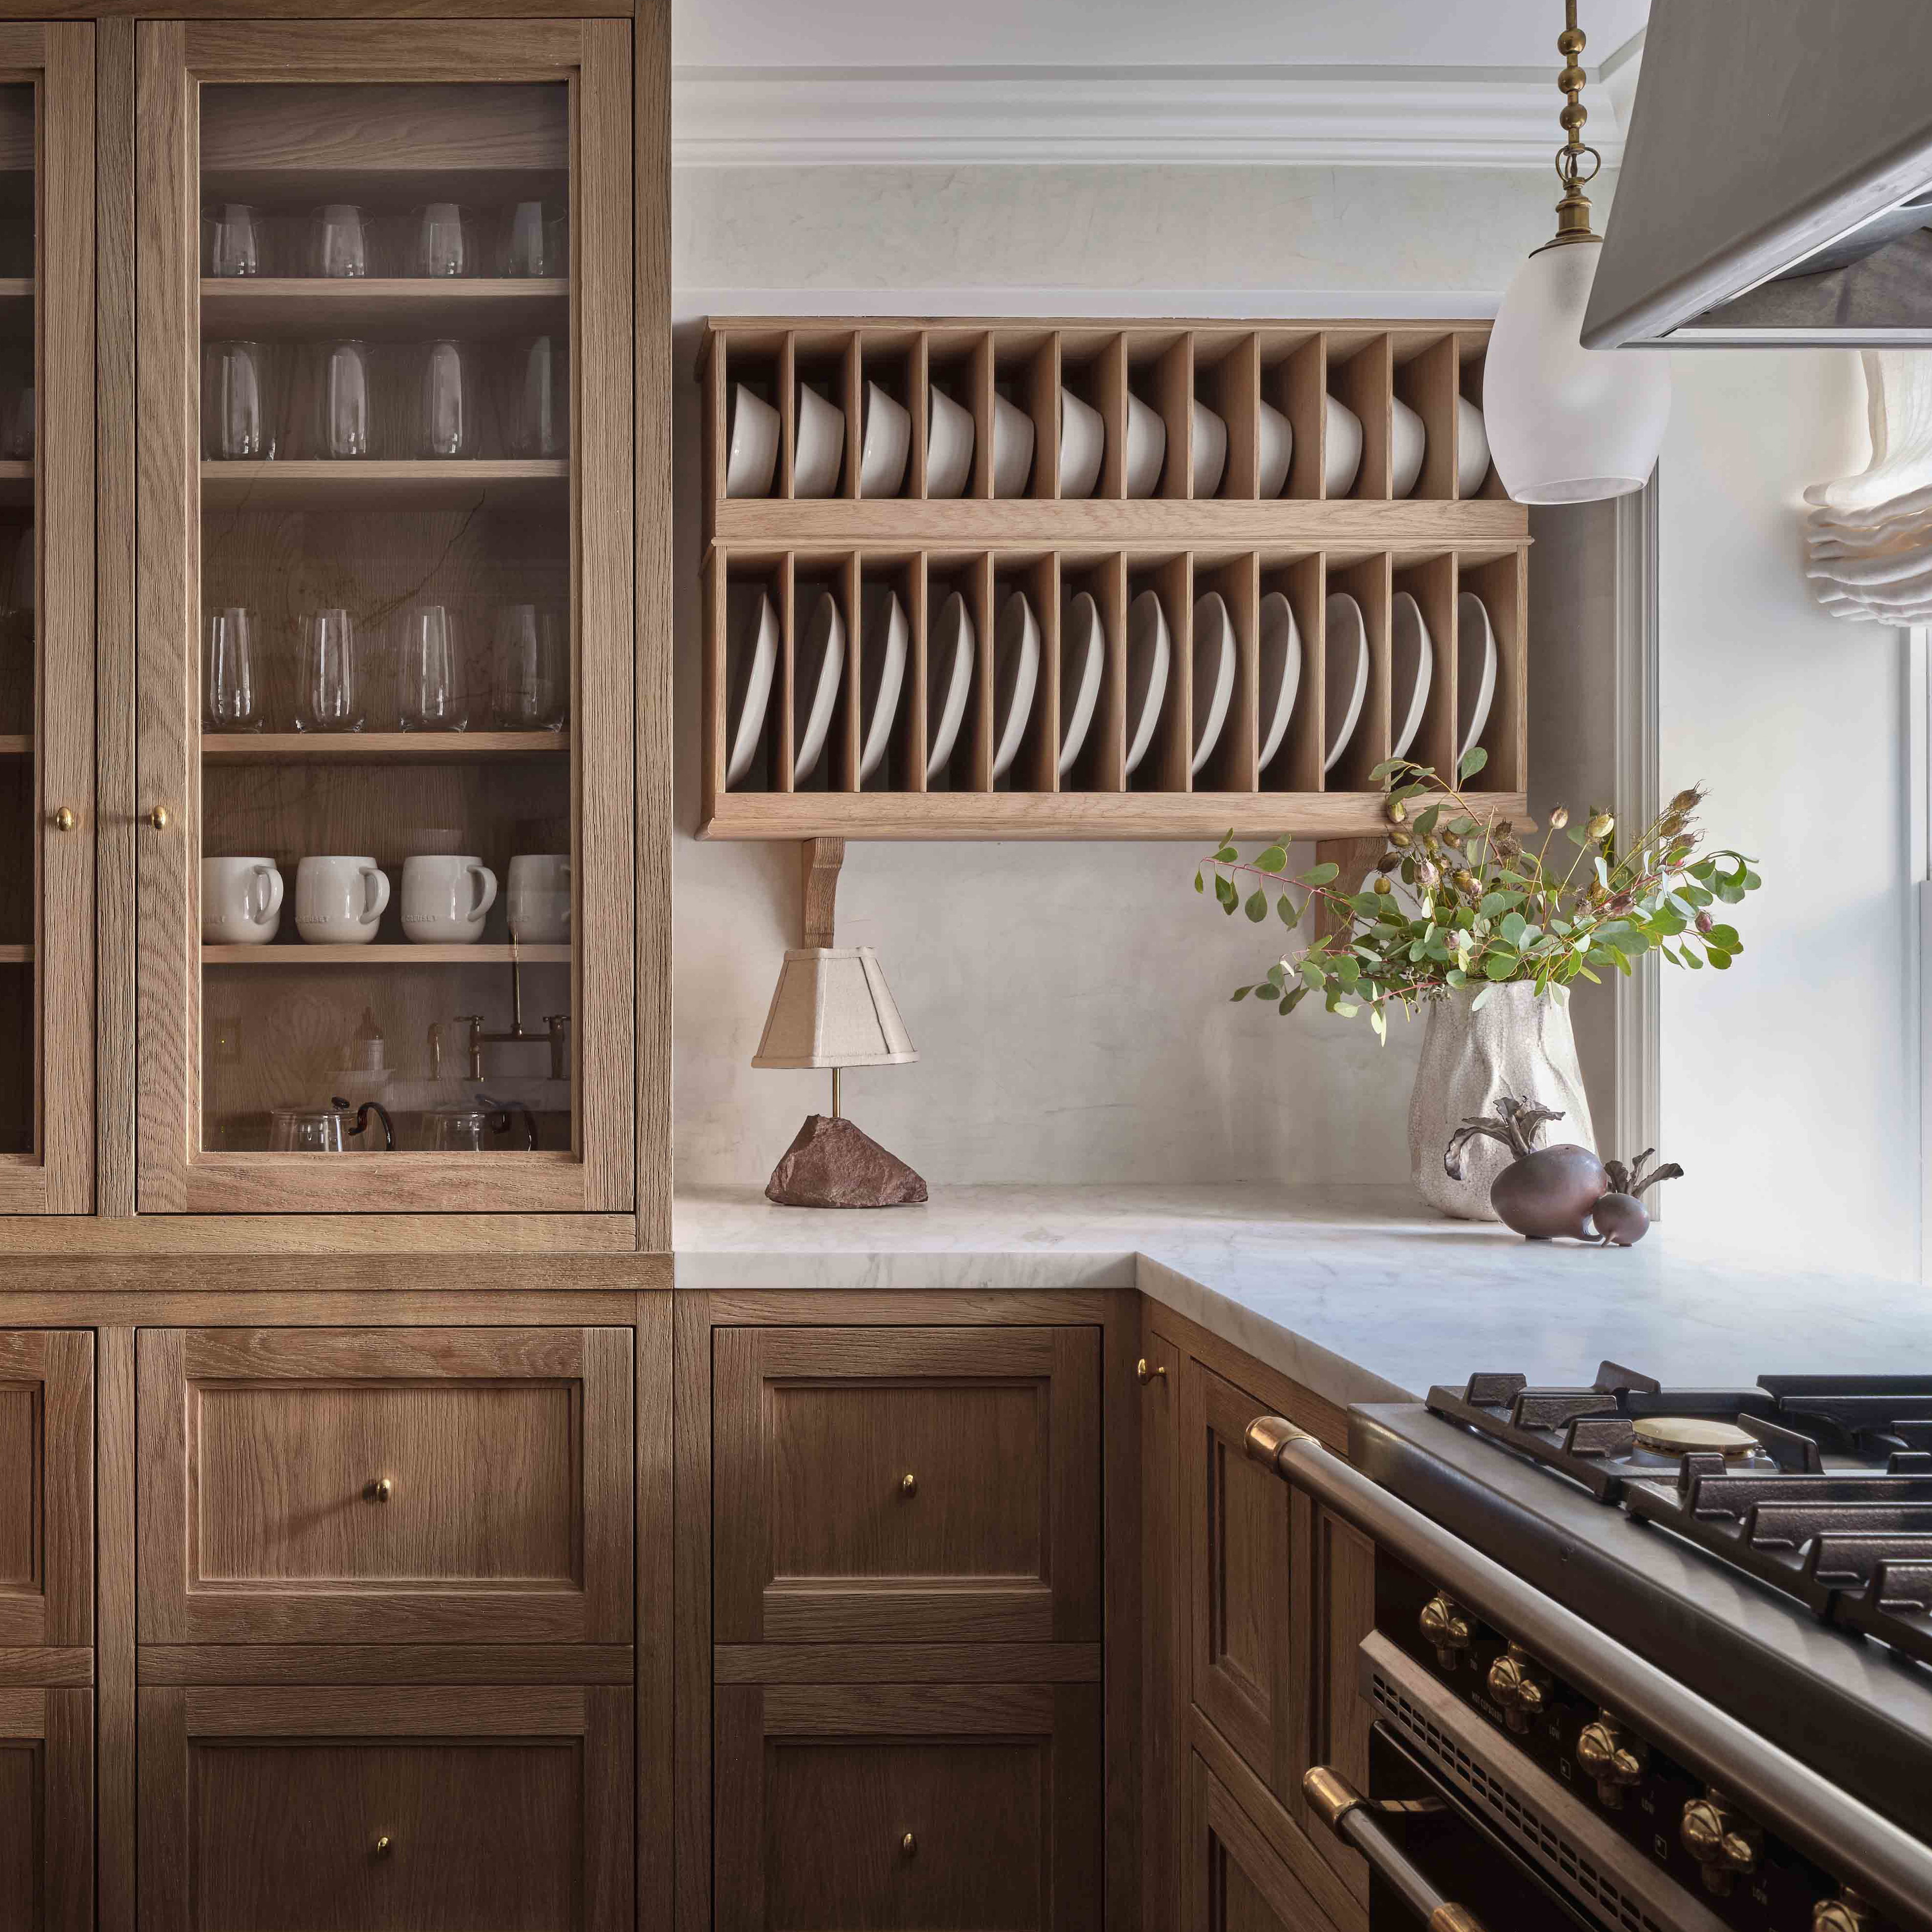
[1194,749,1761,1041]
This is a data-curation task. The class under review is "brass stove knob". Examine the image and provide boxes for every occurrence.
[1814,1891,1871,1932]
[1486,1642,1551,1734]
[1575,1711,1647,1808]
[1681,1792,1762,1894]
[1418,1592,1472,1670]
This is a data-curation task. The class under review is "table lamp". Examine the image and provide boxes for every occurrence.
[752,945,925,1208]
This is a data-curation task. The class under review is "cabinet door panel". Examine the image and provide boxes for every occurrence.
[0,1331,92,1648]
[1185,1754,1329,1932]
[0,1687,92,1932]
[715,1326,1101,1643]
[137,1326,631,1642]
[715,1682,1100,1932]
[139,1683,630,1932]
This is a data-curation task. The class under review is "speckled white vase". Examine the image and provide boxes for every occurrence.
[1409,983,1596,1221]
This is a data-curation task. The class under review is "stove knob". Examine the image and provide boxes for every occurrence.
[1681,1791,1762,1894]
[1486,1643,1552,1734]
[1419,1593,1472,1670]
[1814,1891,1872,1932]
[1575,1711,1647,1808]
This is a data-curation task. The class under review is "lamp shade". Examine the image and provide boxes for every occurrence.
[751,946,918,1071]
[1484,237,1672,504]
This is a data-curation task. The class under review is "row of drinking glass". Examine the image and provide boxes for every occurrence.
[205,199,566,281]
[203,336,566,462]
[205,603,568,734]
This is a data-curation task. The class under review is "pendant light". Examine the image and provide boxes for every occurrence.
[1484,2,1670,503]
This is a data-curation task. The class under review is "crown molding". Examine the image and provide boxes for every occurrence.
[672,63,1624,169]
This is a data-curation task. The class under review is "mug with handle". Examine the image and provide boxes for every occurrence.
[295,855,389,945]
[508,852,571,943]
[401,853,498,944]
[202,856,283,945]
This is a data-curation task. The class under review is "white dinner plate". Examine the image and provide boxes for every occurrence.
[926,590,975,780]
[1257,591,1301,772]
[991,591,1040,782]
[792,589,845,783]
[857,584,909,782]
[1323,592,1370,774]
[1124,589,1171,778]
[1457,590,1498,762]
[1189,592,1237,775]
[723,585,778,787]
[725,383,779,499]
[1059,592,1105,776]
[1390,590,1433,763]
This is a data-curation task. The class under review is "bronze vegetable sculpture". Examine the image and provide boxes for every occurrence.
[1444,1095,1607,1239]
[1590,1150,1684,1246]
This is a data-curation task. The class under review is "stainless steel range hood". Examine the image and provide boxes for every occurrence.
[1581,0,1932,347]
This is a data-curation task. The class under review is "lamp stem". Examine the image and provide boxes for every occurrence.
[831,1066,842,1119]
[1547,0,1600,247]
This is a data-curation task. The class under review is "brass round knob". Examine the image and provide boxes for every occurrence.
[899,1472,917,1498]
[373,1835,392,1859]
[1681,1793,1761,1894]
[1575,1711,1646,1807]
[1136,1358,1167,1386]
[1418,1592,1472,1669]
[366,1477,392,1503]
[1815,1892,1871,1932]
[900,1832,916,1858]
[51,806,74,832]
[147,804,171,831]
[1486,1642,1551,1734]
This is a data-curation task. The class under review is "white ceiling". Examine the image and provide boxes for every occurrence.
[672,0,1652,74]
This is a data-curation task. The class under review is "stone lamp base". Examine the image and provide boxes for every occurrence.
[765,1114,927,1209]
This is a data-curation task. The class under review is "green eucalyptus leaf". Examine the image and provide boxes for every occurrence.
[1254,845,1289,874]
[1231,987,1251,1001]
[1245,889,1267,922]
[1301,861,1341,886]
[1459,746,1488,781]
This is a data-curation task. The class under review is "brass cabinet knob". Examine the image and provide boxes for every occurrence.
[1485,1642,1551,1734]
[1575,1711,1646,1808]
[147,803,171,831]
[51,806,75,832]
[1815,1892,1871,1932]
[1681,1792,1761,1894]
[373,1835,392,1859]
[365,1477,393,1503]
[900,1831,916,1858]
[1135,1357,1167,1386]
[1418,1592,1472,1670]
[899,1472,917,1498]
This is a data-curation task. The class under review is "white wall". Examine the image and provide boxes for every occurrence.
[1656,351,1920,1279]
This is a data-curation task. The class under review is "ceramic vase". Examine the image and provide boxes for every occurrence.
[1409,982,1596,1221]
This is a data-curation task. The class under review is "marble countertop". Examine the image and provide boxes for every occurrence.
[675,1183,1931,1409]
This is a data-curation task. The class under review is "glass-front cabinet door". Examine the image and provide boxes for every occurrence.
[136,22,633,1216]
[0,28,93,1214]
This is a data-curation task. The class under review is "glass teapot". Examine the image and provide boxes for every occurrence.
[268,1095,395,1153]
[420,1093,538,1152]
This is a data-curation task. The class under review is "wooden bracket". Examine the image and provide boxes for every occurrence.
[1313,836,1384,946]
[800,837,845,949]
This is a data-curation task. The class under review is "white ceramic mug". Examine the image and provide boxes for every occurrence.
[295,856,389,945]
[1392,394,1426,500]
[400,853,497,944]
[991,391,1035,498]
[858,380,911,498]
[507,853,571,943]
[1124,392,1165,498]
[725,383,779,498]
[926,384,975,499]
[1324,394,1364,497]
[1059,387,1104,500]
[1191,399,1229,498]
[1258,398,1293,499]
[794,382,845,498]
[202,857,283,945]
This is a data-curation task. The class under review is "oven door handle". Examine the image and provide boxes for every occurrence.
[1304,1767,1486,1932]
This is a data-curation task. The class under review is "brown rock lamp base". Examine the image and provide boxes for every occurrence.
[765,1113,928,1209]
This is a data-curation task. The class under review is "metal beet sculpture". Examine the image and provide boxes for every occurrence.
[1444,1095,1682,1244]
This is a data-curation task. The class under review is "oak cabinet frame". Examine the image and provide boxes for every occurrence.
[0,1685,93,1932]
[0,1329,93,1650]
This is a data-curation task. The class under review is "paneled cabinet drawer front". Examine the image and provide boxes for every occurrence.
[138,1684,632,1932]
[0,1332,92,1649]
[0,1687,92,1932]
[137,1328,633,1643]
[1186,1754,1333,1932]
[715,1682,1100,1932]
[714,1325,1102,1643]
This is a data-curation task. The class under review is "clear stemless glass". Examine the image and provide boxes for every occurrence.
[318,339,371,459]
[492,602,568,729]
[206,202,261,278]
[202,340,270,460]
[0,384,31,461]
[508,335,567,457]
[204,606,262,732]
[398,603,467,731]
[314,203,367,279]
[502,199,560,277]
[294,608,362,732]
[414,201,469,277]
[420,339,474,457]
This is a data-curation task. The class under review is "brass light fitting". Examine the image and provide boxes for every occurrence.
[1543,1,1601,252]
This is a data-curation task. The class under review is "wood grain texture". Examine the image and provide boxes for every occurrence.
[182,20,587,78]
[5,0,629,19]
[634,1286,673,1932]
[0,1275,647,1320]
[96,1323,135,1932]
[139,1643,634,1683]
[1103,1289,1144,1931]
[1187,1750,1334,1932]
[0,1646,90,1685]
[1142,1314,1185,1932]
[0,1685,90,1932]
[1148,1300,1354,1459]
[0,1213,648,1256]
[671,1291,711,1932]
[695,1287,1114,1325]
[712,1641,1101,1683]
[0,1329,92,1647]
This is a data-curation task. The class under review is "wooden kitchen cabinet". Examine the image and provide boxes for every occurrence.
[1185,1752,1331,1932]
[0,1329,92,1656]
[0,1687,93,1932]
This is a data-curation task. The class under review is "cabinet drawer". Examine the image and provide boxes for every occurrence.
[714,1325,1101,1643]
[715,1681,1099,1931]
[0,1687,92,1932]
[138,1683,631,1932]
[137,1328,632,1643]
[0,1331,92,1649]
[1186,1753,1334,1932]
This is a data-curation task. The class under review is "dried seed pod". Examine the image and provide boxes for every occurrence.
[1548,806,1570,830]
[1586,813,1615,842]
[1669,786,1704,814]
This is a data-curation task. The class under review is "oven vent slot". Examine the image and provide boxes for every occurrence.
[1369,1668,1666,1932]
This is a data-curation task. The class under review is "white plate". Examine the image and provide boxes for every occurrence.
[1058,592,1104,776]
[792,589,845,783]
[1457,591,1498,763]
[723,585,777,787]
[858,380,910,498]
[1456,394,1491,497]
[858,584,909,782]
[1391,394,1426,500]
[926,590,975,780]
[1124,589,1171,777]
[991,591,1040,782]
[1390,590,1433,762]
[927,385,975,500]
[1189,592,1237,775]
[1257,591,1301,772]
[1257,399,1293,500]
[1323,592,1370,774]
[725,383,779,499]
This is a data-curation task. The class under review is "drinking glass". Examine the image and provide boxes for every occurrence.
[492,603,568,729]
[313,203,367,279]
[204,606,261,732]
[398,603,467,730]
[419,339,474,457]
[318,340,371,459]
[508,335,566,457]
[502,199,562,277]
[294,608,362,732]
[206,202,261,278]
[414,201,469,277]
[203,340,270,460]
[0,384,31,460]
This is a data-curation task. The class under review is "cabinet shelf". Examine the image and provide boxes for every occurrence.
[0,944,30,964]
[0,735,28,756]
[0,457,30,506]
[200,276,567,340]
[204,942,570,966]
[202,458,567,510]
[202,731,569,764]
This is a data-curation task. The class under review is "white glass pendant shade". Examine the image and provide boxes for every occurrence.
[1484,237,1671,504]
